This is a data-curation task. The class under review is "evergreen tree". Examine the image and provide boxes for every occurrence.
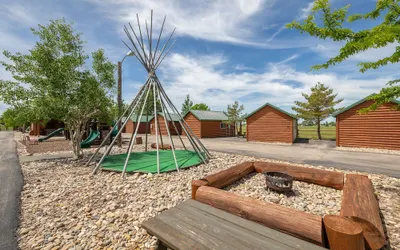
[224,101,244,136]
[191,103,210,111]
[181,94,193,115]
[292,82,342,139]
[287,0,400,111]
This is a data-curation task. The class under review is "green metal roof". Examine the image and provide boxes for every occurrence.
[186,110,229,121]
[121,114,154,123]
[156,112,182,122]
[332,94,400,117]
[129,114,154,123]
[245,103,297,119]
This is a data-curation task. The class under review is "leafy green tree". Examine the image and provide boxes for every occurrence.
[0,19,116,159]
[287,0,400,111]
[292,82,342,139]
[224,101,244,136]
[1,106,33,129]
[181,94,193,115]
[136,89,162,116]
[191,103,210,111]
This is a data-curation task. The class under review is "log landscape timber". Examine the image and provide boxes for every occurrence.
[195,186,324,245]
[254,161,344,190]
[341,174,386,250]
[323,215,365,250]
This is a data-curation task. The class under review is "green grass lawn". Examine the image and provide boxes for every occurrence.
[298,126,336,140]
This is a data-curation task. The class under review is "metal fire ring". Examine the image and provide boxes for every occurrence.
[265,171,294,192]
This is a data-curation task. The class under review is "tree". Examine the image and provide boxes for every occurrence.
[0,105,32,129]
[136,90,162,116]
[286,0,400,111]
[292,82,342,139]
[181,94,193,115]
[224,101,244,136]
[191,103,210,111]
[0,19,116,159]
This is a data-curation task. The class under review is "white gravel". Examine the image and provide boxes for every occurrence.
[17,151,400,249]
[225,173,342,217]
[336,145,400,155]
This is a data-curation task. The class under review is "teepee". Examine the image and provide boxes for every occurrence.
[86,10,210,177]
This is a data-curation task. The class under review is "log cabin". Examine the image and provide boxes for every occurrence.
[333,95,400,150]
[123,114,153,134]
[245,103,297,143]
[149,113,182,135]
[183,110,235,138]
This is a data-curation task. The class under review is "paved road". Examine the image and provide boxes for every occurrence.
[201,137,400,178]
[0,131,23,250]
[20,134,400,178]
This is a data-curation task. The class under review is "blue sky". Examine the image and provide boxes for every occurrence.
[0,0,399,118]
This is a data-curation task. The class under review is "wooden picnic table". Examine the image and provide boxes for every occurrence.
[142,200,326,250]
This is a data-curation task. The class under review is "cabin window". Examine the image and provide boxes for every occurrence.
[220,123,226,129]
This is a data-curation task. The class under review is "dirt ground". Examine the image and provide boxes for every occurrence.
[21,137,71,154]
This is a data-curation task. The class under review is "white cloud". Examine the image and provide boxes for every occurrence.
[1,4,39,26]
[152,52,392,114]
[234,64,254,71]
[313,42,399,63]
[275,54,300,65]
[299,2,314,20]
[87,0,270,46]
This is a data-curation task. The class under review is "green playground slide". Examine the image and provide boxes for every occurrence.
[38,128,64,142]
[111,121,118,137]
[80,129,100,148]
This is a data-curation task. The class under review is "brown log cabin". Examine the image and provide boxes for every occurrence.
[183,110,235,138]
[245,103,297,143]
[333,95,400,150]
[123,114,154,134]
[149,113,182,135]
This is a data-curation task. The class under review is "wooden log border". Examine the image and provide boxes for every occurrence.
[191,161,385,250]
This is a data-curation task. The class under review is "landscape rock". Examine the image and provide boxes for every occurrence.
[17,150,400,250]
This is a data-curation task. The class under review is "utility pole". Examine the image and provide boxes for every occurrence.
[116,51,134,148]
[117,61,122,147]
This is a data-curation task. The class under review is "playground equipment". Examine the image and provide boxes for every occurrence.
[38,127,64,142]
[85,10,210,177]
[80,129,100,148]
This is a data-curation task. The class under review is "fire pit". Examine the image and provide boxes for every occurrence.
[265,171,293,192]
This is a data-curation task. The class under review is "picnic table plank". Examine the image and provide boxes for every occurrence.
[185,199,322,249]
[176,201,294,250]
[142,200,326,250]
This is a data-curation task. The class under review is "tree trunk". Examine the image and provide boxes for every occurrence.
[239,121,242,136]
[317,117,321,140]
[71,125,83,159]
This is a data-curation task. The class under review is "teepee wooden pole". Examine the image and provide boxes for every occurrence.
[153,27,176,67]
[155,81,186,150]
[152,16,166,66]
[126,109,142,154]
[121,81,153,178]
[154,39,176,70]
[85,81,147,167]
[156,81,179,172]
[133,15,150,67]
[156,78,211,158]
[156,80,207,163]
[91,80,150,174]
[153,80,160,174]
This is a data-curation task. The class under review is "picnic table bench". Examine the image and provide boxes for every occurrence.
[142,200,326,250]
